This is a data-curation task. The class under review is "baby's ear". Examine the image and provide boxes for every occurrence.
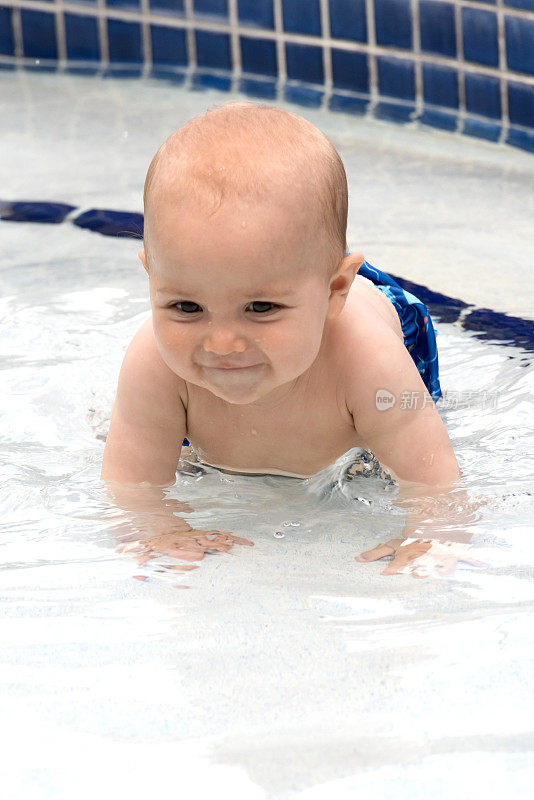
[326,252,364,318]
[348,252,365,275]
[138,248,149,274]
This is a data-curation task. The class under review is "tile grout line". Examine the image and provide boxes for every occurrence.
[364,0,378,114]
[272,0,286,103]
[454,0,466,135]
[54,0,67,66]
[183,0,196,92]
[319,0,333,112]
[227,0,241,94]
[11,5,23,59]
[496,0,510,145]
[96,0,109,66]
[411,0,424,119]
[139,0,153,78]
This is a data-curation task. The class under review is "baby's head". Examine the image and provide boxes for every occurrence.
[140,102,362,404]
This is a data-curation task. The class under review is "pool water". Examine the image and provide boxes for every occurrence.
[1,70,534,799]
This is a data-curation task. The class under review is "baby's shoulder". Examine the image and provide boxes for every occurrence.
[331,274,404,360]
[120,316,188,413]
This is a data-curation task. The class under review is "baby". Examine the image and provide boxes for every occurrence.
[102,102,475,577]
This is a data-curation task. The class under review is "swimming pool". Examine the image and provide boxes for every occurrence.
[2,65,534,800]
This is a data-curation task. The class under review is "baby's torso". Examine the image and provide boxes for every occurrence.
[183,276,404,478]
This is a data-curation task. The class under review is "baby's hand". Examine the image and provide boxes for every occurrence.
[118,528,253,566]
[355,537,487,578]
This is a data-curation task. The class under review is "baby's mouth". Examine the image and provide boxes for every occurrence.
[201,361,261,370]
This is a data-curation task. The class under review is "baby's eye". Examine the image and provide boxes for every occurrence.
[175,301,202,314]
[246,301,278,314]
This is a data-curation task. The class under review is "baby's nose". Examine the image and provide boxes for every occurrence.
[203,327,247,355]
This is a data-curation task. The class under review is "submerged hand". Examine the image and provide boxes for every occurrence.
[118,528,253,566]
[355,537,487,578]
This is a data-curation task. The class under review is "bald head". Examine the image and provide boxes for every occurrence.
[142,102,348,271]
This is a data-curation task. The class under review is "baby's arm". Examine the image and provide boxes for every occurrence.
[101,316,186,487]
[345,321,478,576]
[100,319,251,562]
[347,317,459,487]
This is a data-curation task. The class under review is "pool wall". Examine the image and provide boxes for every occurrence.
[0,0,533,151]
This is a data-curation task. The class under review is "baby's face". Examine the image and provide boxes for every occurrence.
[144,194,338,405]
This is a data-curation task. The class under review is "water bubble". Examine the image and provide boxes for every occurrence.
[273,531,285,538]
[356,497,371,506]
[282,521,301,527]
[122,131,129,138]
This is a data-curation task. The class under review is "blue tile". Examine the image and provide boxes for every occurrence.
[462,8,498,67]
[329,0,367,42]
[238,0,274,29]
[419,1,456,57]
[21,10,57,59]
[285,42,323,83]
[419,109,458,132]
[282,0,321,36]
[422,63,458,109]
[504,0,534,10]
[329,93,369,115]
[284,83,323,107]
[462,308,534,350]
[465,73,501,119]
[150,0,184,15]
[105,65,143,77]
[151,25,187,65]
[65,13,100,61]
[240,36,277,76]
[148,66,186,84]
[508,81,534,128]
[239,76,277,99]
[0,200,77,223]
[374,0,412,50]
[106,0,141,9]
[463,118,501,143]
[66,65,100,76]
[377,56,415,101]
[192,71,231,90]
[506,16,534,76]
[374,101,414,123]
[107,20,143,62]
[73,208,144,238]
[0,7,14,56]
[331,49,368,94]
[193,0,228,19]
[507,127,534,153]
[68,0,97,5]
[26,62,58,73]
[195,30,231,70]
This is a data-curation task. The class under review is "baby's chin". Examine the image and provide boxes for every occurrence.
[196,366,297,405]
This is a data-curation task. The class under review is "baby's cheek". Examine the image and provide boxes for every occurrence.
[155,321,191,365]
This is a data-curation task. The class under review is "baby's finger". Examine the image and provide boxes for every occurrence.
[380,542,433,574]
[355,539,404,562]
[461,557,489,568]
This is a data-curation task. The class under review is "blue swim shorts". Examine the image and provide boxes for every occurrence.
[356,259,442,401]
